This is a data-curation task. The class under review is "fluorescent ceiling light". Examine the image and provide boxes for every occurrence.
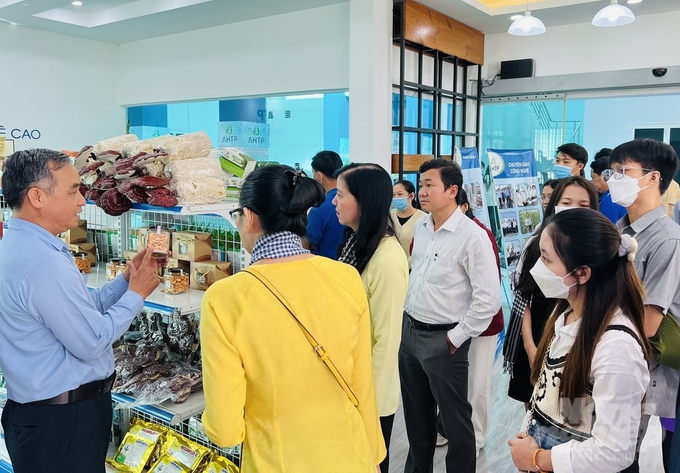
[627,0,642,3]
[508,11,546,36]
[592,0,635,27]
[284,94,323,100]
[71,1,82,5]
[510,14,523,21]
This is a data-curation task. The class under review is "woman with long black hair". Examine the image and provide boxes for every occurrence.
[334,163,409,473]
[509,208,650,472]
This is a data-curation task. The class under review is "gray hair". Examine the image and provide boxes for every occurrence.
[1,149,70,210]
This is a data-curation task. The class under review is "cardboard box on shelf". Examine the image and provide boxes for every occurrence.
[172,232,212,262]
[190,261,232,291]
[59,219,88,244]
[166,258,190,274]
[219,148,257,178]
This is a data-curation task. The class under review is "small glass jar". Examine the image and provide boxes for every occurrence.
[147,226,170,259]
[164,268,189,294]
[74,252,91,274]
[116,259,128,276]
[106,258,123,281]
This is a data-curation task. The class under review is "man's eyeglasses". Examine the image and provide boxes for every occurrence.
[601,166,653,182]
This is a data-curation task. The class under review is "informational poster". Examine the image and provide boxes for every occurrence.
[460,147,491,229]
[487,149,541,270]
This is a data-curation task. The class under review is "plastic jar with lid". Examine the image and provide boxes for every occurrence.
[116,259,128,276]
[106,258,123,281]
[164,268,189,294]
[147,226,171,259]
[74,252,91,274]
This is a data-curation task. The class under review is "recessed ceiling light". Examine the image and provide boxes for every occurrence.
[71,1,83,6]
[510,14,523,21]
[627,0,642,3]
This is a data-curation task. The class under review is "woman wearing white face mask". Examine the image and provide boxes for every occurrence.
[390,180,426,267]
[504,177,600,407]
[508,208,651,473]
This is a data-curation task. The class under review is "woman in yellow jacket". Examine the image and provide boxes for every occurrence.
[200,165,385,472]
[334,163,409,473]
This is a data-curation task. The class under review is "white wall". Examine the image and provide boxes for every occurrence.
[0,23,123,152]
[117,4,350,106]
[484,10,680,79]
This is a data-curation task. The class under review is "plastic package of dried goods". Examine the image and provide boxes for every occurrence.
[150,432,210,472]
[129,418,167,467]
[120,135,175,158]
[201,454,240,473]
[169,156,226,205]
[94,134,139,156]
[109,432,156,473]
[161,131,212,161]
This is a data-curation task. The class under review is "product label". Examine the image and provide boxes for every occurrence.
[116,439,150,467]
[169,443,199,468]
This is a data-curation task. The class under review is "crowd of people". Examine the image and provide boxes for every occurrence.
[0,139,678,473]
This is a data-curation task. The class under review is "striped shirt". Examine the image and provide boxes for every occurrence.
[405,207,502,348]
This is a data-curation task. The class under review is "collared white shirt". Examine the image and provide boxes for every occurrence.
[404,207,502,348]
[522,310,650,473]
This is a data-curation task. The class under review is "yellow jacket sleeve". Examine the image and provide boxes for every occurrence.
[200,284,246,447]
[363,238,409,416]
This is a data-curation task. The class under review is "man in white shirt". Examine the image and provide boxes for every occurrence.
[399,159,502,473]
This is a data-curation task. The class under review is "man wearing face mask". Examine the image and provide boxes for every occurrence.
[552,143,588,179]
[608,138,680,471]
[589,149,627,224]
[305,150,345,259]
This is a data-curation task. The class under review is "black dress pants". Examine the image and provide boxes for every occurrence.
[399,316,475,473]
[380,414,395,473]
[1,390,112,473]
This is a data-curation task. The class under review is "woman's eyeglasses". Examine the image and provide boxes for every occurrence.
[227,207,243,226]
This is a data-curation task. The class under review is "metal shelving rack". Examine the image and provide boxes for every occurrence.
[392,0,482,180]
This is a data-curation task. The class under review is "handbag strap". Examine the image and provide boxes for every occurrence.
[242,268,360,407]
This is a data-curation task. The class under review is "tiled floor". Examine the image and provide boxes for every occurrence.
[388,358,665,473]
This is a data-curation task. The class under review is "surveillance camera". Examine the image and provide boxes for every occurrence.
[652,68,668,78]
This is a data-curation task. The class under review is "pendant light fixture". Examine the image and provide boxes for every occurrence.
[592,0,635,27]
[508,0,546,36]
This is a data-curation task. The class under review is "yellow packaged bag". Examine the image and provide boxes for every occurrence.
[150,431,211,472]
[129,418,167,465]
[148,456,190,473]
[110,433,156,473]
[105,460,135,473]
[201,454,240,473]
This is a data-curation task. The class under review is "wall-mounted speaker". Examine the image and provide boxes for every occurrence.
[500,59,535,79]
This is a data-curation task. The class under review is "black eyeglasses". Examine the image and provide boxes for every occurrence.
[228,207,243,225]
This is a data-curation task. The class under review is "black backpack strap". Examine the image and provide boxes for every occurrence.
[605,324,645,353]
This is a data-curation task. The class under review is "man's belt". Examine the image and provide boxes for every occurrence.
[404,311,458,331]
[25,372,116,406]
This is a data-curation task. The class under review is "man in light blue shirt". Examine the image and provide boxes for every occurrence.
[0,149,162,473]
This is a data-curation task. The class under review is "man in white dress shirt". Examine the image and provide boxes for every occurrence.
[399,159,502,473]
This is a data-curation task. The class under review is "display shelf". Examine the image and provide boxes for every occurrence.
[112,390,205,425]
[87,266,204,314]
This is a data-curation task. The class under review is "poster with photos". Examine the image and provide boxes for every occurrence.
[487,148,542,270]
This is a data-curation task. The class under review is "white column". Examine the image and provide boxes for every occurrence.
[348,0,393,172]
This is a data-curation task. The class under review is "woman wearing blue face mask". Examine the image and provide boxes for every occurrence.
[390,180,426,267]
[509,208,651,473]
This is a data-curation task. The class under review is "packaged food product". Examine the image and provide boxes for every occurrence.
[151,432,210,472]
[73,252,91,274]
[201,454,240,473]
[164,268,189,294]
[147,226,171,259]
[129,418,167,466]
[107,258,123,281]
[148,456,190,473]
[110,432,156,473]
[117,259,128,276]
